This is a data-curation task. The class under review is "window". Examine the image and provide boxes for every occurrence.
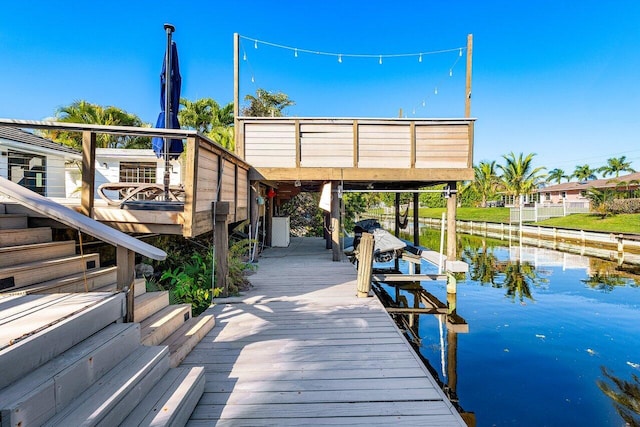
[119,162,156,183]
[545,192,551,201]
[561,191,567,199]
[8,150,46,195]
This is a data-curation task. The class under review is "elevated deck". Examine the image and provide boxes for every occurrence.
[238,117,475,186]
[182,237,465,426]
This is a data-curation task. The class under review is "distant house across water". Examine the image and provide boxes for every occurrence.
[535,172,640,205]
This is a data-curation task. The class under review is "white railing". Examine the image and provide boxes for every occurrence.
[510,201,591,223]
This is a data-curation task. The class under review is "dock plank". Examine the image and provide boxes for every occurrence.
[183,237,465,426]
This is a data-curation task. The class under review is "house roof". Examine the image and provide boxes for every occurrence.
[537,171,640,193]
[0,126,80,156]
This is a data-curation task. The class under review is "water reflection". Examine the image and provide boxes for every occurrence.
[462,244,549,303]
[597,366,640,426]
[385,229,640,426]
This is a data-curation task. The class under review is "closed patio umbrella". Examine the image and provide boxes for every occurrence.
[151,24,182,200]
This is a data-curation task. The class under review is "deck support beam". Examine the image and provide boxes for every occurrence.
[413,192,420,246]
[356,232,374,297]
[80,131,96,217]
[331,181,341,261]
[213,202,230,297]
[116,245,135,323]
[446,182,457,261]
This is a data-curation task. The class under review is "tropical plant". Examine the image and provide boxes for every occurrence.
[597,367,640,426]
[160,249,220,315]
[41,100,150,150]
[242,88,295,117]
[572,164,598,181]
[587,188,616,217]
[497,152,546,207]
[546,168,570,184]
[463,161,501,207]
[179,97,235,150]
[599,156,636,178]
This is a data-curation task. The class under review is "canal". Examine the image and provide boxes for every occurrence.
[375,229,640,426]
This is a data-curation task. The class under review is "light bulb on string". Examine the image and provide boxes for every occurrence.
[379,55,383,65]
[294,48,298,57]
[243,52,247,61]
[434,87,438,95]
[422,100,426,107]
[449,69,453,77]
[459,48,462,57]
[338,54,342,63]
[419,53,422,63]
[251,75,255,83]
[254,40,258,49]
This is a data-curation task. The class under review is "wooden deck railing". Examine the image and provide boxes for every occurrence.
[0,119,251,237]
[237,117,475,182]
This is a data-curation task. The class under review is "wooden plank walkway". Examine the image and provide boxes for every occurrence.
[182,237,465,426]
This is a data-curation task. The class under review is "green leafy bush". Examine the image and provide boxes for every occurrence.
[605,198,640,214]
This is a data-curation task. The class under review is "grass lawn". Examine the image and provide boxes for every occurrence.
[405,207,640,234]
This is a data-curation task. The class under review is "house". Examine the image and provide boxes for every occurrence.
[0,126,80,197]
[536,172,640,204]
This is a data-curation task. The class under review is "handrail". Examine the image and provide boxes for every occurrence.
[0,176,166,260]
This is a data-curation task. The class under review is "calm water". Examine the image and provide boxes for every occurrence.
[377,232,640,427]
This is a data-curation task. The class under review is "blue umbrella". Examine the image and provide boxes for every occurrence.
[152,25,182,160]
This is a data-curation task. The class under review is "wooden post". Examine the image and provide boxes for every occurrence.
[446,182,457,260]
[413,192,419,246]
[331,181,341,261]
[324,211,332,249]
[356,232,374,298]
[80,131,96,217]
[233,33,241,158]
[214,202,230,296]
[394,193,400,237]
[116,245,135,323]
[465,34,473,118]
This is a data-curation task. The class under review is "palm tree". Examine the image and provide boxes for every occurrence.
[497,152,546,207]
[179,98,234,133]
[546,168,569,184]
[42,100,150,150]
[242,88,295,117]
[572,164,598,181]
[599,156,636,178]
[463,161,501,207]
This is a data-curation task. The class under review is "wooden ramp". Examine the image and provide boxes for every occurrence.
[183,237,465,426]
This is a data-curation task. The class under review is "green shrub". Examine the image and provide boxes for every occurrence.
[605,198,640,214]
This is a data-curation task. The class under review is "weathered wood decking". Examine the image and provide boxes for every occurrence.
[182,237,465,426]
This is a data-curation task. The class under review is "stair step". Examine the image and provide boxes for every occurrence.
[134,290,170,323]
[0,292,126,389]
[0,253,101,292]
[120,366,205,427]
[17,266,118,294]
[141,304,192,347]
[42,345,170,427]
[164,308,216,368]
[0,240,76,269]
[0,214,28,229]
[134,277,147,297]
[0,323,140,427]
[0,227,52,248]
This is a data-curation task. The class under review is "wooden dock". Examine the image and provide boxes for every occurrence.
[182,237,466,426]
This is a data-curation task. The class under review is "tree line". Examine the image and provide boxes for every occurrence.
[41,88,294,151]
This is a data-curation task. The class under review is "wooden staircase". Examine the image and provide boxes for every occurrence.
[0,206,216,425]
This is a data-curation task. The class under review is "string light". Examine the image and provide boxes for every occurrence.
[338,54,342,63]
[422,100,426,107]
[243,51,247,61]
[434,87,438,95]
[449,69,453,77]
[238,35,465,63]
[294,48,298,57]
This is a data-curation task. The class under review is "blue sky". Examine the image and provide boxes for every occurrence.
[1,0,639,175]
